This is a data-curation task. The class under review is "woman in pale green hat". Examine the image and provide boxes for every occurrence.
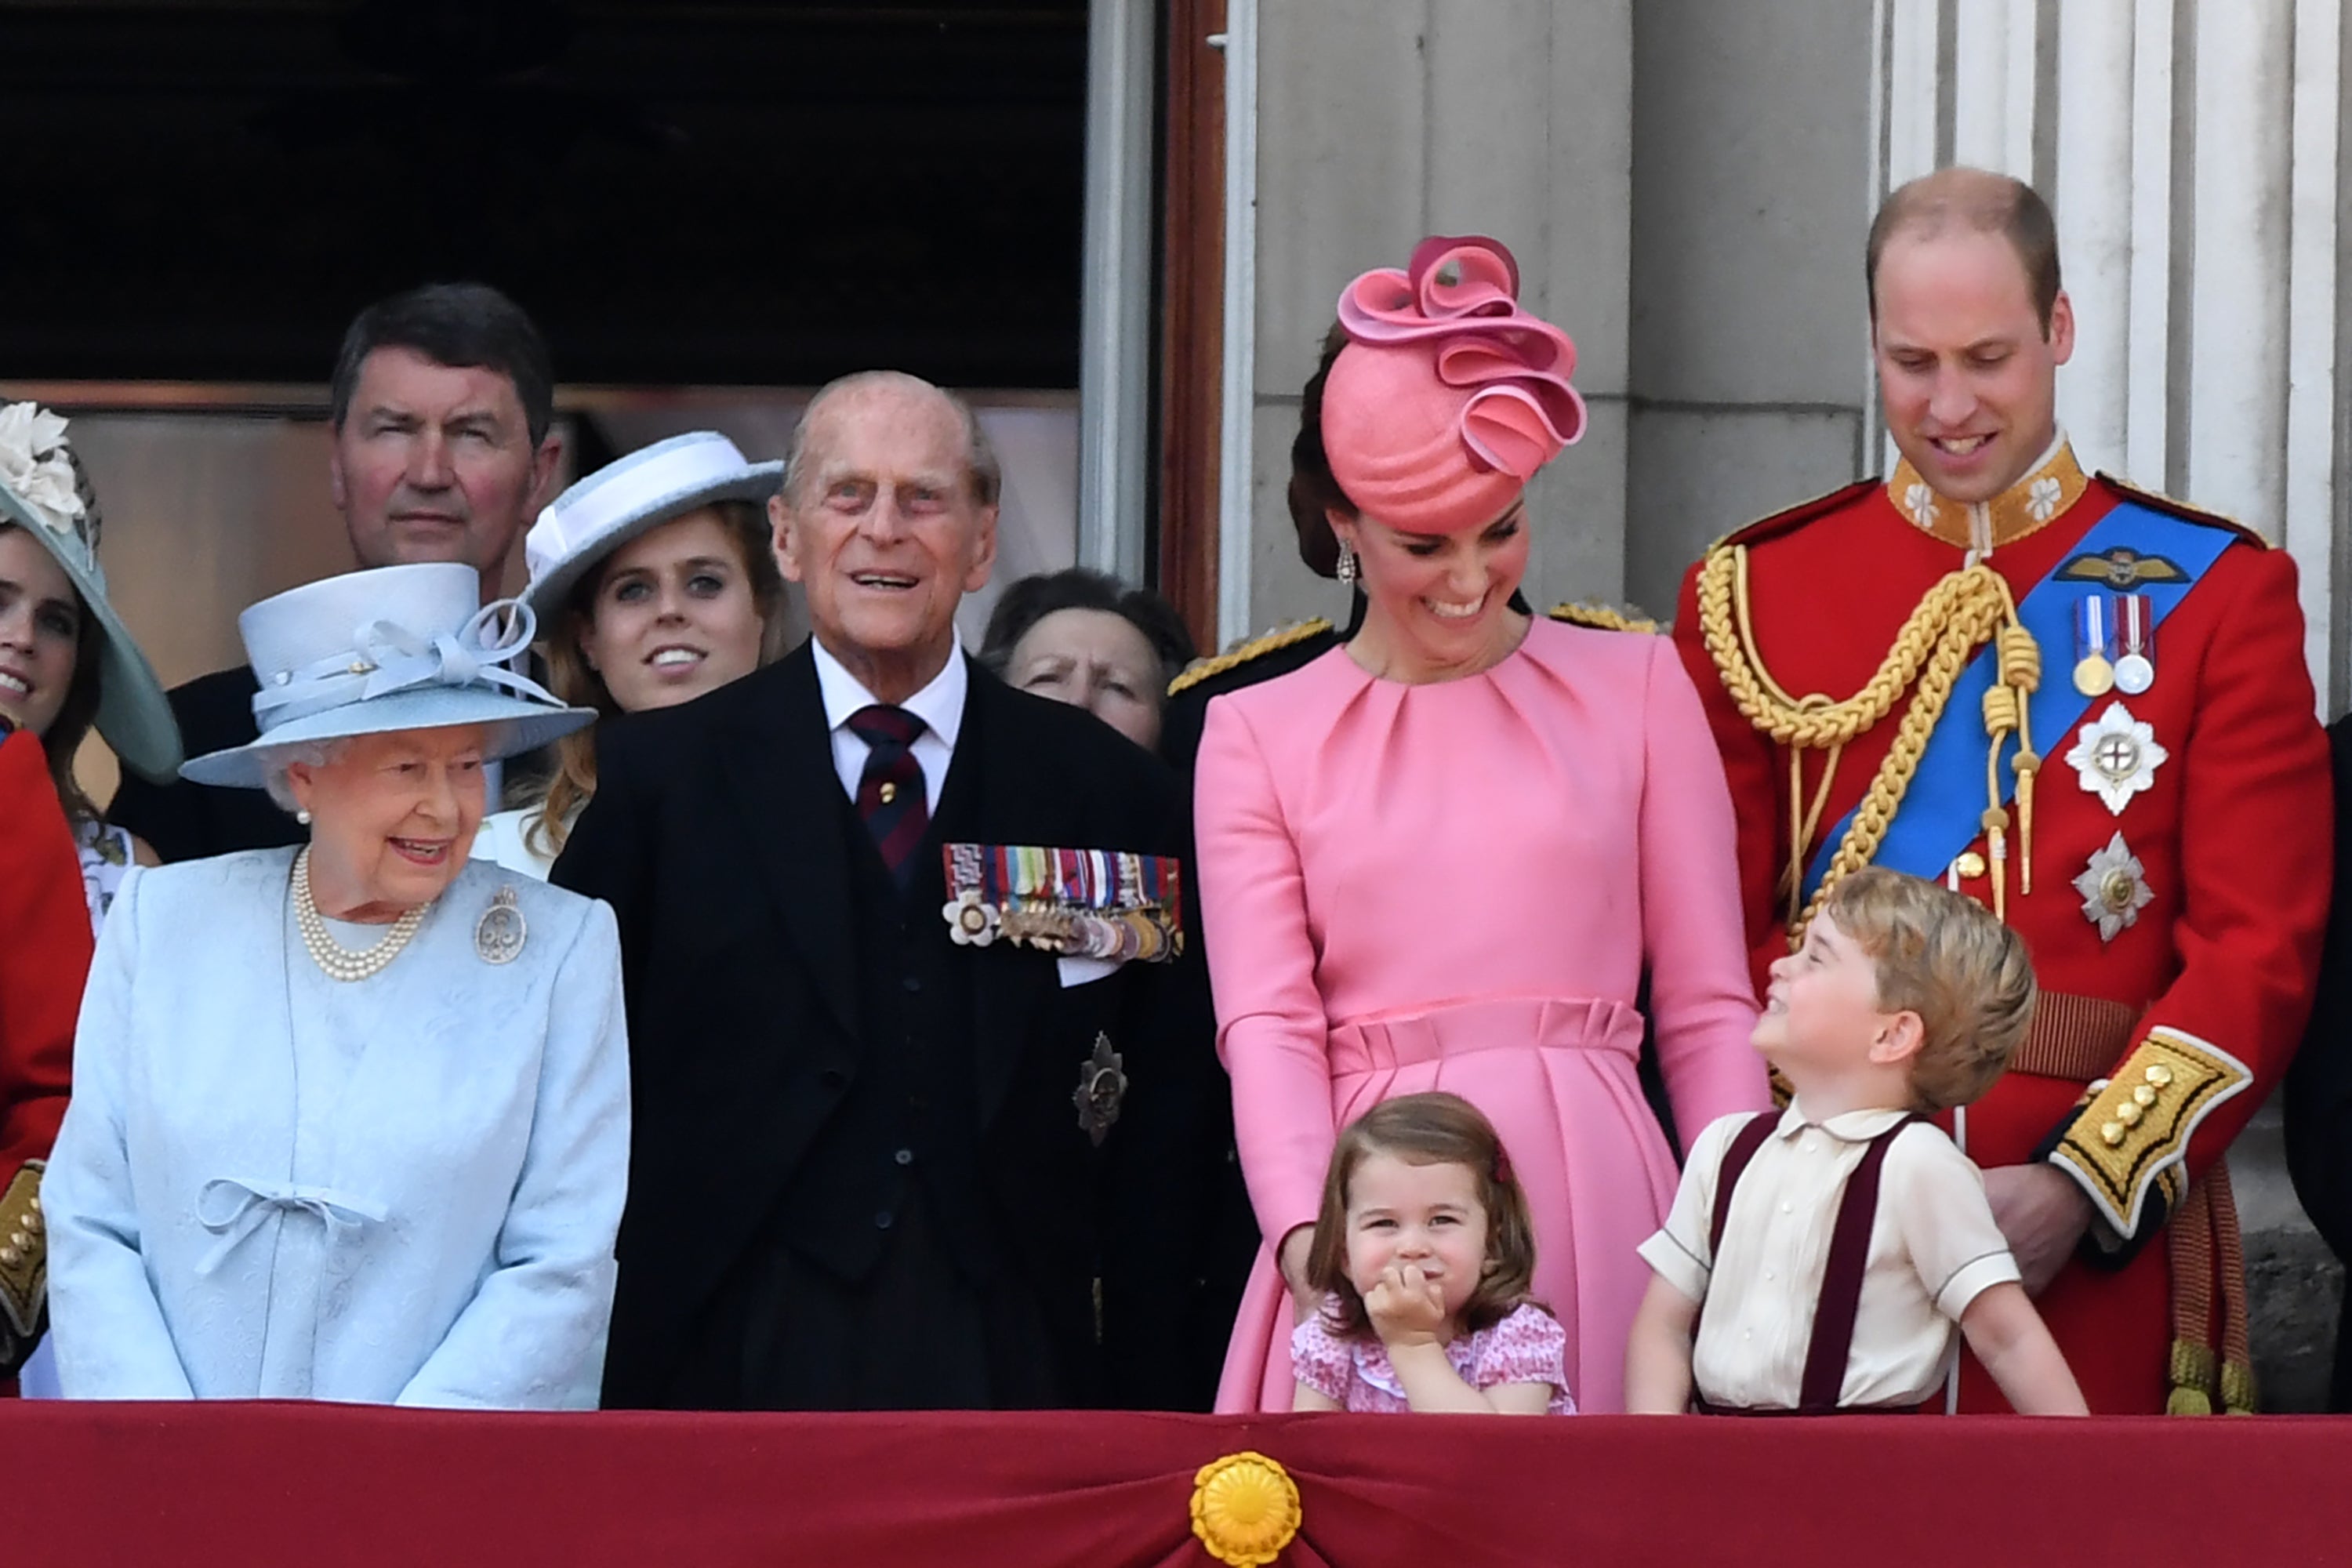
[0,401,181,933]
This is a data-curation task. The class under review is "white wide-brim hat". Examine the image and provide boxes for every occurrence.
[180,562,597,789]
[522,430,783,623]
[0,411,183,783]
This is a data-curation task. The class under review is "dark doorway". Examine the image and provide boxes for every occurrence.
[0,1,1090,388]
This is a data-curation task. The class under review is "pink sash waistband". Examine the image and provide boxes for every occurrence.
[1326,996,1645,1076]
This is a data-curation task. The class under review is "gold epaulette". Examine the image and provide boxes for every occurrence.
[2094,473,2272,547]
[1167,618,1334,697]
[1704,477,1884,558]
[0,1161,45,1346]
[2050,1026,2252,1240]
[1547,601,1659,634]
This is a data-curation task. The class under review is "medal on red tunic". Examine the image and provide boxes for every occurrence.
[2073,594,2116,696]
[2114,593,2155,695]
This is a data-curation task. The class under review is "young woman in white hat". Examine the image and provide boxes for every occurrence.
[0,402,183,931]
[42,561,629,1407]
[475,430,787,877]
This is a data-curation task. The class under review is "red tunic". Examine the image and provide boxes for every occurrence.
[0,729,92,1377]
[1672,448,2329,1413]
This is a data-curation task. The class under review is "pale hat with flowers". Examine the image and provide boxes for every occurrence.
[0,402,183,782]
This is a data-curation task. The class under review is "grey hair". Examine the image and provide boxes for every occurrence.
[781,370,1002,510]
[256,738,351,816]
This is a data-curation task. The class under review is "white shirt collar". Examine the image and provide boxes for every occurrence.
[808,635,967,750]
[1775,1097,1917,1143]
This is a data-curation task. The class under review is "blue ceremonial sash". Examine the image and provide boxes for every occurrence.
[1798,501,2235,901]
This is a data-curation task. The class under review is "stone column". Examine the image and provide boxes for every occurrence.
[1239,0,1633,638]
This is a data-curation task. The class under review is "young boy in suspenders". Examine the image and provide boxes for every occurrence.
[1625,868,2087,1416]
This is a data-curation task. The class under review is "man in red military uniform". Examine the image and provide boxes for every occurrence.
[1673,167,2328,1414]
[0,723,92,1384]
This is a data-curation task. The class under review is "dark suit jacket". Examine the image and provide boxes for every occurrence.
[554,648,1222,1410]
[2285,713,2352,1408]
[107,667,303,862]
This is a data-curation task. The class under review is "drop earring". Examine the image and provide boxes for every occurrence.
[1336,539,1359,586]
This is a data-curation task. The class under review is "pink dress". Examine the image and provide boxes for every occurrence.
[1196,617,1770,1413]
[1291,1301,1577,1414]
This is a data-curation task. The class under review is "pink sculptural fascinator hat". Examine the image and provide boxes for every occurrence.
[1319,234,1586,535]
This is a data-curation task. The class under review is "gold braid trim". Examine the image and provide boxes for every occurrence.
[0,1162,45,1355]
[1695,544,2035,940]
[1548,601,1660,634]
[1166,618,1334,697]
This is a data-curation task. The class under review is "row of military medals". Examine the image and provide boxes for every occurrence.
[2067,592,2161,943]
[2071,593,2155,697]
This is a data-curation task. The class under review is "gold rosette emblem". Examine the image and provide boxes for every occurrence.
[1189,1450,1301,1568]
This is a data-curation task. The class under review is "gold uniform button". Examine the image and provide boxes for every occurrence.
[1954,851,1987,880]
[5,1231,21,1248]
[2115,1102,2143,1127]
[2132,1085,2157,1108]
[0,1248,16,1265]
[2100,1123,2126,1146]
[2147,1065,2174,1087]
[21,1212,37,1234]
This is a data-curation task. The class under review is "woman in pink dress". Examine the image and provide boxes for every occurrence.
[1198,236,1770,1413]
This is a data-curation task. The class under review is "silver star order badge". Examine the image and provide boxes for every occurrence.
[1073,1033,1128,1146]
[2073,831,2153,942]
[2065,700,2169,816]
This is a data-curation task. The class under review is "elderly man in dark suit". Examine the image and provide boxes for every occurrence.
[556,371,1219,1411]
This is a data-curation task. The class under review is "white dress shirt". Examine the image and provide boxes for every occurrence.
[809,636,966,811]
[1639,1099,2023,1410]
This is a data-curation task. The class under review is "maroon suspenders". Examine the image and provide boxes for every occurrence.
[1694,1111,1922,1415]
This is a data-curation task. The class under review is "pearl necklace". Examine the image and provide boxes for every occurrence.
[292,847,433,982]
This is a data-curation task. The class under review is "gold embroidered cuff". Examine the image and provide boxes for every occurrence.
[0,1160,46,1341]
[2051,1029,2251,1240]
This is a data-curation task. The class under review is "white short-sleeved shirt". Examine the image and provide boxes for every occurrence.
[1637,1101,2021,1410]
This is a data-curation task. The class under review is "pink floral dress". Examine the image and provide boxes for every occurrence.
[1290,1301,1577,1414]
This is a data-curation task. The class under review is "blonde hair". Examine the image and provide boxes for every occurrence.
[1822,866,2038,1111]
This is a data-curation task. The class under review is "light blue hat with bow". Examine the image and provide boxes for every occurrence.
[179,561,596,789]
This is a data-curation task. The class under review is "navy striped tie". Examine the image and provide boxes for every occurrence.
[848,705,928,879]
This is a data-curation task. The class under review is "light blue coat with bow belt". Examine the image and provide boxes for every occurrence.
[44,848,630,1407]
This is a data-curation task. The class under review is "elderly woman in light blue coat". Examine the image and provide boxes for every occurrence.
[44,561,629,1407]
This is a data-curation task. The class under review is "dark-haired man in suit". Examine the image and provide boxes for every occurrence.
[557,370,1218,1410]
[110,281,562,861]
